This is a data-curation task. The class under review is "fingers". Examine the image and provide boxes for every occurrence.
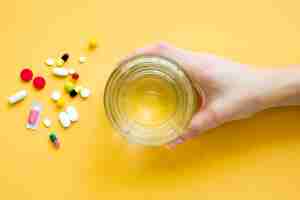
[119,42,218,84]
[119,42,190,67]
[167,108,219,148]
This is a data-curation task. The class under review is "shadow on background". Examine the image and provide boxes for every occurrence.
[90,106,300,190]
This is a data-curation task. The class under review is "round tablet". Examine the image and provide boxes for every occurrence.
[20,68,33,82]
[80,88,91,98]
[51,90,61,101]
[33,76,46,90]
[72,73,79,81]
[45,58,55,67]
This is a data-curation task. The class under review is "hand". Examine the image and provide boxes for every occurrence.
[121,42,300,147]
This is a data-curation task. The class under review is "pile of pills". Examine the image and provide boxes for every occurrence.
[7,39,97,150]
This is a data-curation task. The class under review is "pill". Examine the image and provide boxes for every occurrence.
[55,58,65,67]
[8,90,27,104]
[66,106,79,122]
[26,101,42,130]
[54,139,61,148]
[68,68,76,75]
[28,109,39,124]
[74,85,83,93]
[56,98,65,108]
[69,89,78,97]
[53,67,69,77]
[49,132,57,143]
[61,53,69,62]
[88,38,98,50]
[79,56,87,64]
[64,81,75,93]
[20,68,33,82]
[45,58,55,66]
[80,88,91,99]
[58,112,71,128]
[71,73,79,81]
[33,76,46,90]
[43,118,52,128]
[51,90,61,101]
[49,132,60,149]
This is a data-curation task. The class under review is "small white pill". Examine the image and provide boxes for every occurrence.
[8,90,27,104]
[80,88,91,99]
[42,118,52,128]
[68,68,76,75]
[45,58,55,66]
[66,106,79,122]
[58,112,71,128]
[51,90,61,102]
[74,85,83,93]
[52,67,69,77]
[79,56,87,64]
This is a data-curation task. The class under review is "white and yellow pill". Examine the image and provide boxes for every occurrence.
[8,90,27,104]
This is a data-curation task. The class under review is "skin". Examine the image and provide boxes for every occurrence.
[121,42,300,147]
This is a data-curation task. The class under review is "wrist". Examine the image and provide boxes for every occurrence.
[259,66,300,108]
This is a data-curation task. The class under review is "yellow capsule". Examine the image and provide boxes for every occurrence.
[64,81,75,92]
[88,38,98,50]
[55,58,65,67]
[56,98,65,108]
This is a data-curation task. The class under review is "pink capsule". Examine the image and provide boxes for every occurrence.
[26,102,42,130]
[28,110,39,124]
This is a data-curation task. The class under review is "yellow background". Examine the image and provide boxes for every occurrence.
[1,0,300,199]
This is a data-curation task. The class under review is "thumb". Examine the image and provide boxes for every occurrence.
[184,108,219,139]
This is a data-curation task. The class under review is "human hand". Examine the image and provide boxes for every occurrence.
[121,42,300,147]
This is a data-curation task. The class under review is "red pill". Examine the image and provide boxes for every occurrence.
[33,76,46,90]
[72,73,79,81]
[20,68,33,82]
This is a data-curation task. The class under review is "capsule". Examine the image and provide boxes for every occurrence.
[8,90,28,104]
[64,81,75,93]
[61,53,69,62]
[55,58,65,67]
[52,67,69,77]
[49,132,60,149]
[69,89,78,97]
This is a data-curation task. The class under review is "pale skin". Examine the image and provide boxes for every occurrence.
[121,42,300,147]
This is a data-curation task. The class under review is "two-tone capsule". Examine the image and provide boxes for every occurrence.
[49,132,60,149]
